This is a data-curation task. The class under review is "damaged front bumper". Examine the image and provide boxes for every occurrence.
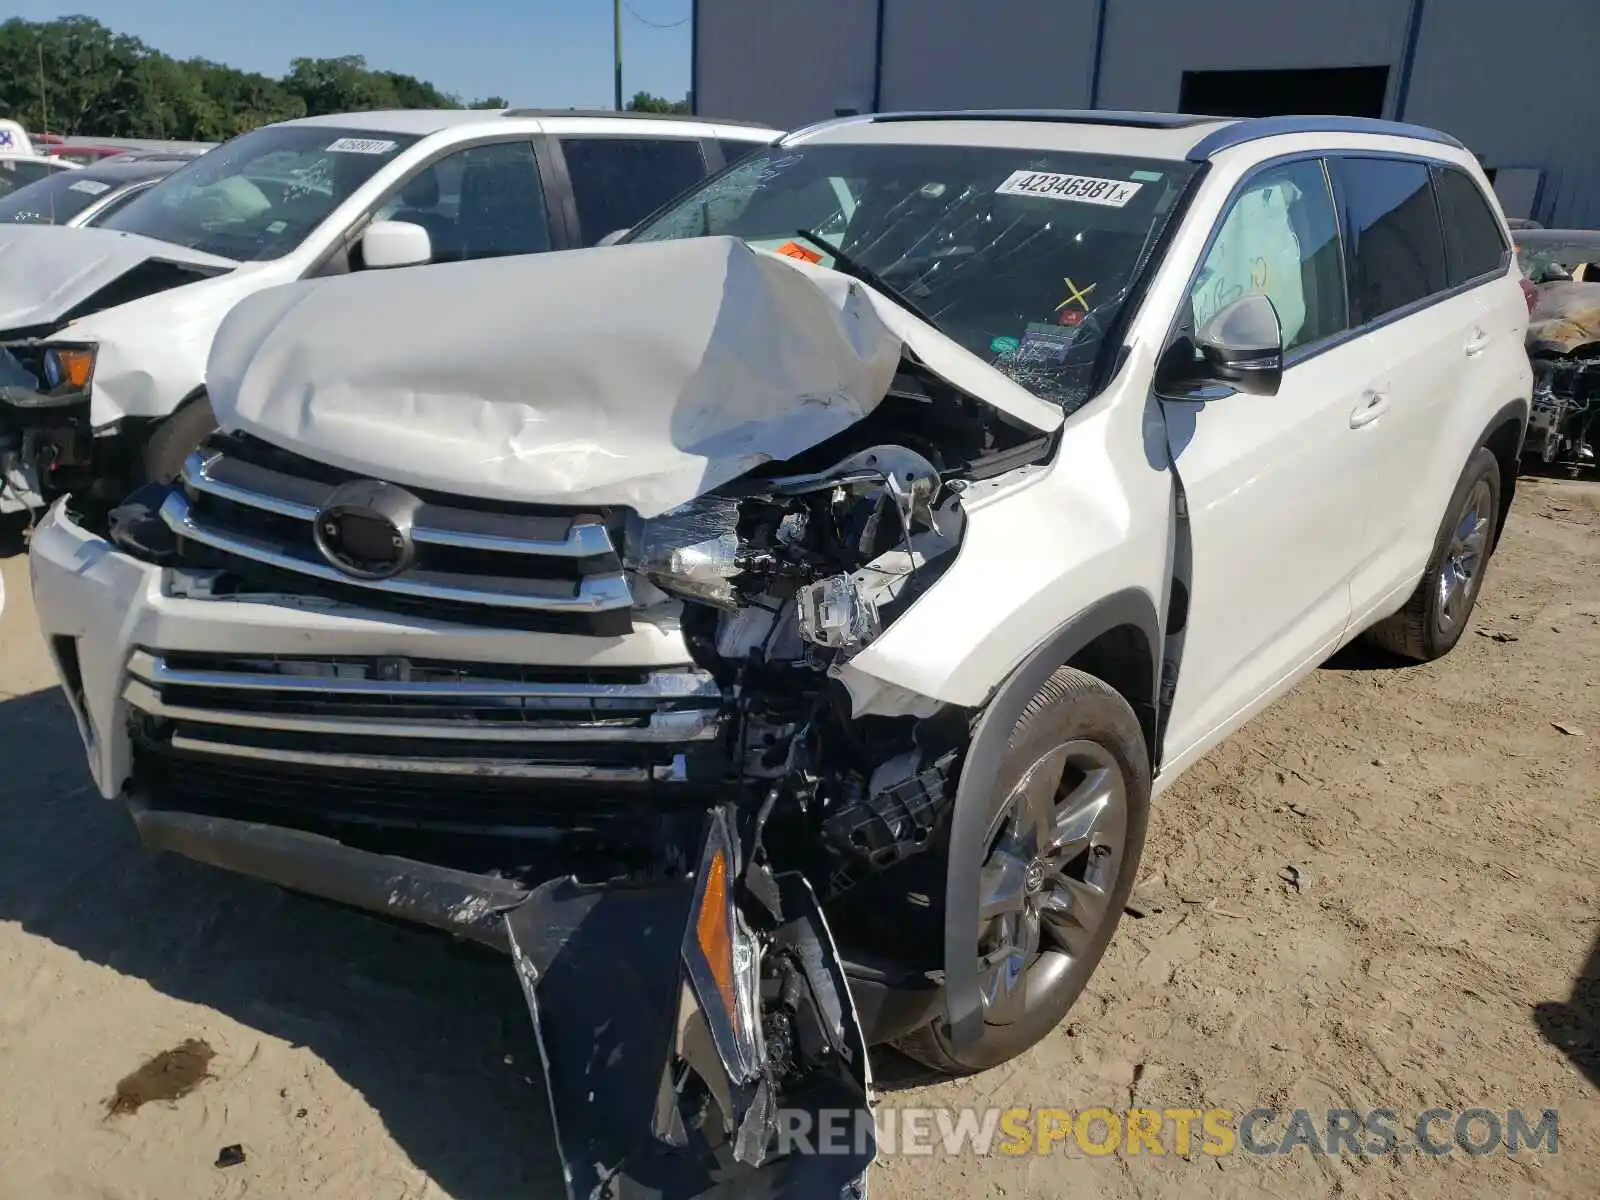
[0,342,97,515]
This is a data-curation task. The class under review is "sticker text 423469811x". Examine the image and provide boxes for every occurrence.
[994,170,1143,208]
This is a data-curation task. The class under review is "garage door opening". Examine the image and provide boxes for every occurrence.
[1181,66,1390,119]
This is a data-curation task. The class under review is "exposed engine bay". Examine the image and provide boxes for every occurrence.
[1522,252,1600,470]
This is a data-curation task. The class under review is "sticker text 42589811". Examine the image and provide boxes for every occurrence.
[995,170,1143,208]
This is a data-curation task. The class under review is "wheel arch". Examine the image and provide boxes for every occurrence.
[1477,398,1529,553]
[940,587,1161,1052]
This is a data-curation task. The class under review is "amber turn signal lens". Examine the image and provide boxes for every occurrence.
[693,847,740,1034]
[48,348,95,389]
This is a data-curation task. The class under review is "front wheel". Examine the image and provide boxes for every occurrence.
[897,667,1150,1075]
[1364,447,1501,662]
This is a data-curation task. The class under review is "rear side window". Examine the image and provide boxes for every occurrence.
[1433,166,1510,284]
[559,137,707,246]
[1333,157,1448,324]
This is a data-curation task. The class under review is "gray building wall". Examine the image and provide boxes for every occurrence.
[878,0,1096,111]
[694,0,1598,226]
[693,0,880,130]
[1094,0,1409,110]
[1404,0,1599,229]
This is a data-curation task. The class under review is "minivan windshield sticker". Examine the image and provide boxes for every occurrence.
[995,170,1143,207]
[326,137,400,155]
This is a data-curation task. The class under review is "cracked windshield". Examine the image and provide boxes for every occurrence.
[630,142,1196,410]
[99,125,419,261]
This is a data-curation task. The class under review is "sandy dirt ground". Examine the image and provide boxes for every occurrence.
[0,475,1595,1200]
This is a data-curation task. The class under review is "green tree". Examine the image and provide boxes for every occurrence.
[626,90,688,115]
[0,17,487,142]
[469,95,509,109]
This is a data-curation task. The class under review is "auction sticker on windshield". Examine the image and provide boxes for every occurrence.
[996,170,1143,207]
[69,179,111,195]
[325,138,399,155]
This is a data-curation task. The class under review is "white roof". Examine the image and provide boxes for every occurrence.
[280,109,779,141]
[787,113,1234,161]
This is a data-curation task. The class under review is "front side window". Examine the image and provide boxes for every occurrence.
[375,140,550,262]
[560,137,707,246]
[1334,157,1448,324]
[100,126,420,261]
[1433,166,1510,285]
[1191,158,1347,353]
[629,142,1198,412]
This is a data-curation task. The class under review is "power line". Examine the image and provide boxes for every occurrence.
[624,2,689,29]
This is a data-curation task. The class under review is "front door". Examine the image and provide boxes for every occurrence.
[1159,156,1375,764]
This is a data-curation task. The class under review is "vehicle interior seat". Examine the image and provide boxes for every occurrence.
[387,171,454,260]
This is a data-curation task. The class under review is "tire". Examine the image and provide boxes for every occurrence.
[140,394,217,485]
[897,667,1151,1075]
[1364,447,1501,662]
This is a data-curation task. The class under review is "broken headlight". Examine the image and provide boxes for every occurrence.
[635,494,744,609]
[0,343,96,409]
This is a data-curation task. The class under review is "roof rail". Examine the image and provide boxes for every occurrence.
[1186,115,1466,161]
[870,109,1223,130]
[501,107,775,129]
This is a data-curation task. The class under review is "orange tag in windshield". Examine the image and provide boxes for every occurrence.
[775,240,824,264]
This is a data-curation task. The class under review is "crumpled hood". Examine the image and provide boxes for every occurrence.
[207,236,1063,518]
[0,223,236,333]
[1529,280,1600,356]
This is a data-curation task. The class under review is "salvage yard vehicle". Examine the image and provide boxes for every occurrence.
[31,111,1530,1196]
[1516,228,1600,469]
[0,109,779,521]
[0,153,196,229]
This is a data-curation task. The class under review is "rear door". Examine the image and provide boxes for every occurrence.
[1326,156,1485,623]
[1159,156,1376,762]
[549,134,709,247]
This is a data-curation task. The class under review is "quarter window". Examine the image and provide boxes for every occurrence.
[1191,158,1347,353]
[559,137,707,246]
[1334,157,1448,323]
[1433,166,1510,285]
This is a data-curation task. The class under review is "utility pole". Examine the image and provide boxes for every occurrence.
[613,0,624,111]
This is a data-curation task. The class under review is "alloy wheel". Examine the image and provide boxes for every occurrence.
[974,739,1128,1026]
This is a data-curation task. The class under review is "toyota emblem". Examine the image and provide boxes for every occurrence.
[313,480,422,580]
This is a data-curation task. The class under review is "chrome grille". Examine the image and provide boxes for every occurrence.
[164,436,635,635]
[124,650,725,783]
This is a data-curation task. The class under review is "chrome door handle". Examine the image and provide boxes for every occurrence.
[1350,390,1389,428]
[1465,328,1490,356]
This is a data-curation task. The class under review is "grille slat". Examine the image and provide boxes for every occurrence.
[124,651,725,770]
[167,438,635,634]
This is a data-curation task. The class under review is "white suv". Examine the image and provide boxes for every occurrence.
[0,109,778,518]
[29,110,1529,1192]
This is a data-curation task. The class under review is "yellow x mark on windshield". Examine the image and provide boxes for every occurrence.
[1056,277,1097,313]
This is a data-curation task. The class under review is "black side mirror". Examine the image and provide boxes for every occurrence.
[1156,293,1285,398]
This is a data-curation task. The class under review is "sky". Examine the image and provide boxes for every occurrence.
[13,0,692,108]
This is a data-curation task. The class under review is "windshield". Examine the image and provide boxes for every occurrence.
[0,169,121,225]
[1516,235,1600,284]
[0,157,68,200]
[629,142,1198,410]
[99,125,419,261]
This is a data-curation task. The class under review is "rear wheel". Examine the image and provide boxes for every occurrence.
[897,667,1149,1075]
[1364,447,1500,662]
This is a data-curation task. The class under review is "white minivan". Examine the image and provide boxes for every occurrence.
[0,109,779,518]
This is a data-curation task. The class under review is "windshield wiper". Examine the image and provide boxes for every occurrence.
[792,229,939,328]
